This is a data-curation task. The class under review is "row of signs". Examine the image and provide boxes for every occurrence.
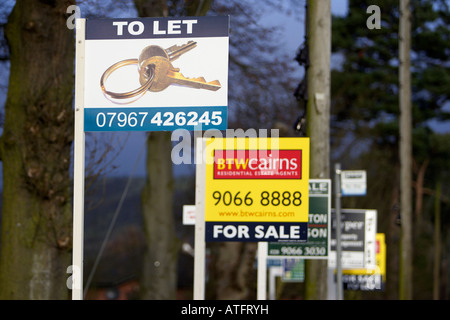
[191,137,380,291]
[80,16,370,251]
[77,16,380,292]
[185,183,379,269]
[264,233,386,291]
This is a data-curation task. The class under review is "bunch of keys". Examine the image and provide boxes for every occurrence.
[100,40,221,103]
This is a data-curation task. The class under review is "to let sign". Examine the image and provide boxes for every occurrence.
[82,16,229,132]
[204,137,310,242]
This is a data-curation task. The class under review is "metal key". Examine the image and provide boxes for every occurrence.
[139,55,221,92]
[138,40,221,92]
[137,40,197,83]
[138,40,197,70]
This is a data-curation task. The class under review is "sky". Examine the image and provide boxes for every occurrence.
[0,1,351,189]
[1,1,445,187]
[8,0,449,184]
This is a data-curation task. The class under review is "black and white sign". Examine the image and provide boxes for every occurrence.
[83,16,229,132]
[329,209,377,269]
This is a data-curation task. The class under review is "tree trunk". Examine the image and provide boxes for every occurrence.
[399,0,413,300]
[140,132,178,299]
[132,0,179,300]
[134,0,213,300]
[0,0,75,299]
[433,181,441,300]
[304,0,331,300]
[211,242,257,300]
[413,158,429,227]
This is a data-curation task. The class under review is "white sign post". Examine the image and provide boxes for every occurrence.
[257,242,268,300]
[72,18,86,300]
[194,138,207,300]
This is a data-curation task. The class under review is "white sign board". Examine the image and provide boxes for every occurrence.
[183,205,196,225]
[341,170,366,196]
[83,16,229,132]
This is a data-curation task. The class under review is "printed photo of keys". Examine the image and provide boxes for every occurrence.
[100,40,221,103]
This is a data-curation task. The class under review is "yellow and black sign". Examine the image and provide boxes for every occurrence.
[204,137,310,242]
[342,233,387,291]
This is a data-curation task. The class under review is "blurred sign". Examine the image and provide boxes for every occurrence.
[182,205,196,225]
[267,179,330,259]
[329,209,377,269]
[342,233,386,291]
[282,258,305,282]
[341,170,366,196]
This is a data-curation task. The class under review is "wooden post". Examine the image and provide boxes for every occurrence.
[433,181,441,300]
[304,0,331,300]
[399,0,413,300]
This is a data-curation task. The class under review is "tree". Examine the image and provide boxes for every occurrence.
[132,0,301,300]
[133,0,214,300]
[0,0,75,299]
[331,0,450,299]
[398,0,413,300]
[303,0,331,300]
[132,0,176,300]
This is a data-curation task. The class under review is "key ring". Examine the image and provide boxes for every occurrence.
[100,59,155,103]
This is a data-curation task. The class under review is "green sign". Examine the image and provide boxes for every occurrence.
[282,258,305,282]
[268,179,331,259]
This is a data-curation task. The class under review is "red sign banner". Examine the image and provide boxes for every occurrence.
[213,149,302,179]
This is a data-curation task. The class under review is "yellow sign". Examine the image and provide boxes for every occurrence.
[342,233,386,291]
[204,137,310,242]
